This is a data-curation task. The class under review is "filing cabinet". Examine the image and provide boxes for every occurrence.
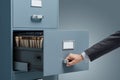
[0,0,89,80]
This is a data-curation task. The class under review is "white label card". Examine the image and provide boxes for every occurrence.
[31,0,42,7]
[63,40,74,50]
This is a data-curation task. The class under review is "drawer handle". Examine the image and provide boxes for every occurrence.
[63,59,72,64]
[31,14,43,22]
[63,59,69,64]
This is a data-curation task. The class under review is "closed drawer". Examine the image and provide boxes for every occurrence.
[12,0,58,28]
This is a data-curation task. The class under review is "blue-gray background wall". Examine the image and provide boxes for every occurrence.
[59,0,120,80]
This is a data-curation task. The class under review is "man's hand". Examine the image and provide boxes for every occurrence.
[65,53,84,67]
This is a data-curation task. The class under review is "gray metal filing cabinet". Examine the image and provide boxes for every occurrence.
[0,0,89,80]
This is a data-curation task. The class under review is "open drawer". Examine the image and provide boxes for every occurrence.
[13,30,89,78]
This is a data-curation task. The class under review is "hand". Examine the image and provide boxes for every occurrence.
[65,53,84,67]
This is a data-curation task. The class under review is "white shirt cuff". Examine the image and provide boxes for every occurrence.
[81,52,90,61]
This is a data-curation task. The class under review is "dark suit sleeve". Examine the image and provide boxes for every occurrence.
[85,31,120,61]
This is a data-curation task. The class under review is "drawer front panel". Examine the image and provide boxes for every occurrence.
[12,0,58,28]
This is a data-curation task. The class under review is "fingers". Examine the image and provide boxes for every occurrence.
[65,53,76,67]
[66,60,76,67]
[65,53,83,67]
[65,53,74,66]
[65,53,73,60]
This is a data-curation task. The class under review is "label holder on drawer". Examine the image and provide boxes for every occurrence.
[63,40,75,50]
[31,0,42,8]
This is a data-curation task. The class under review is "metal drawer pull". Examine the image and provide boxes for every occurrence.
[31,15,43,22]
[63,59,69,64]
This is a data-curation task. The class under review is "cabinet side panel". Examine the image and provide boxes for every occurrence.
[0,0,12,80]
